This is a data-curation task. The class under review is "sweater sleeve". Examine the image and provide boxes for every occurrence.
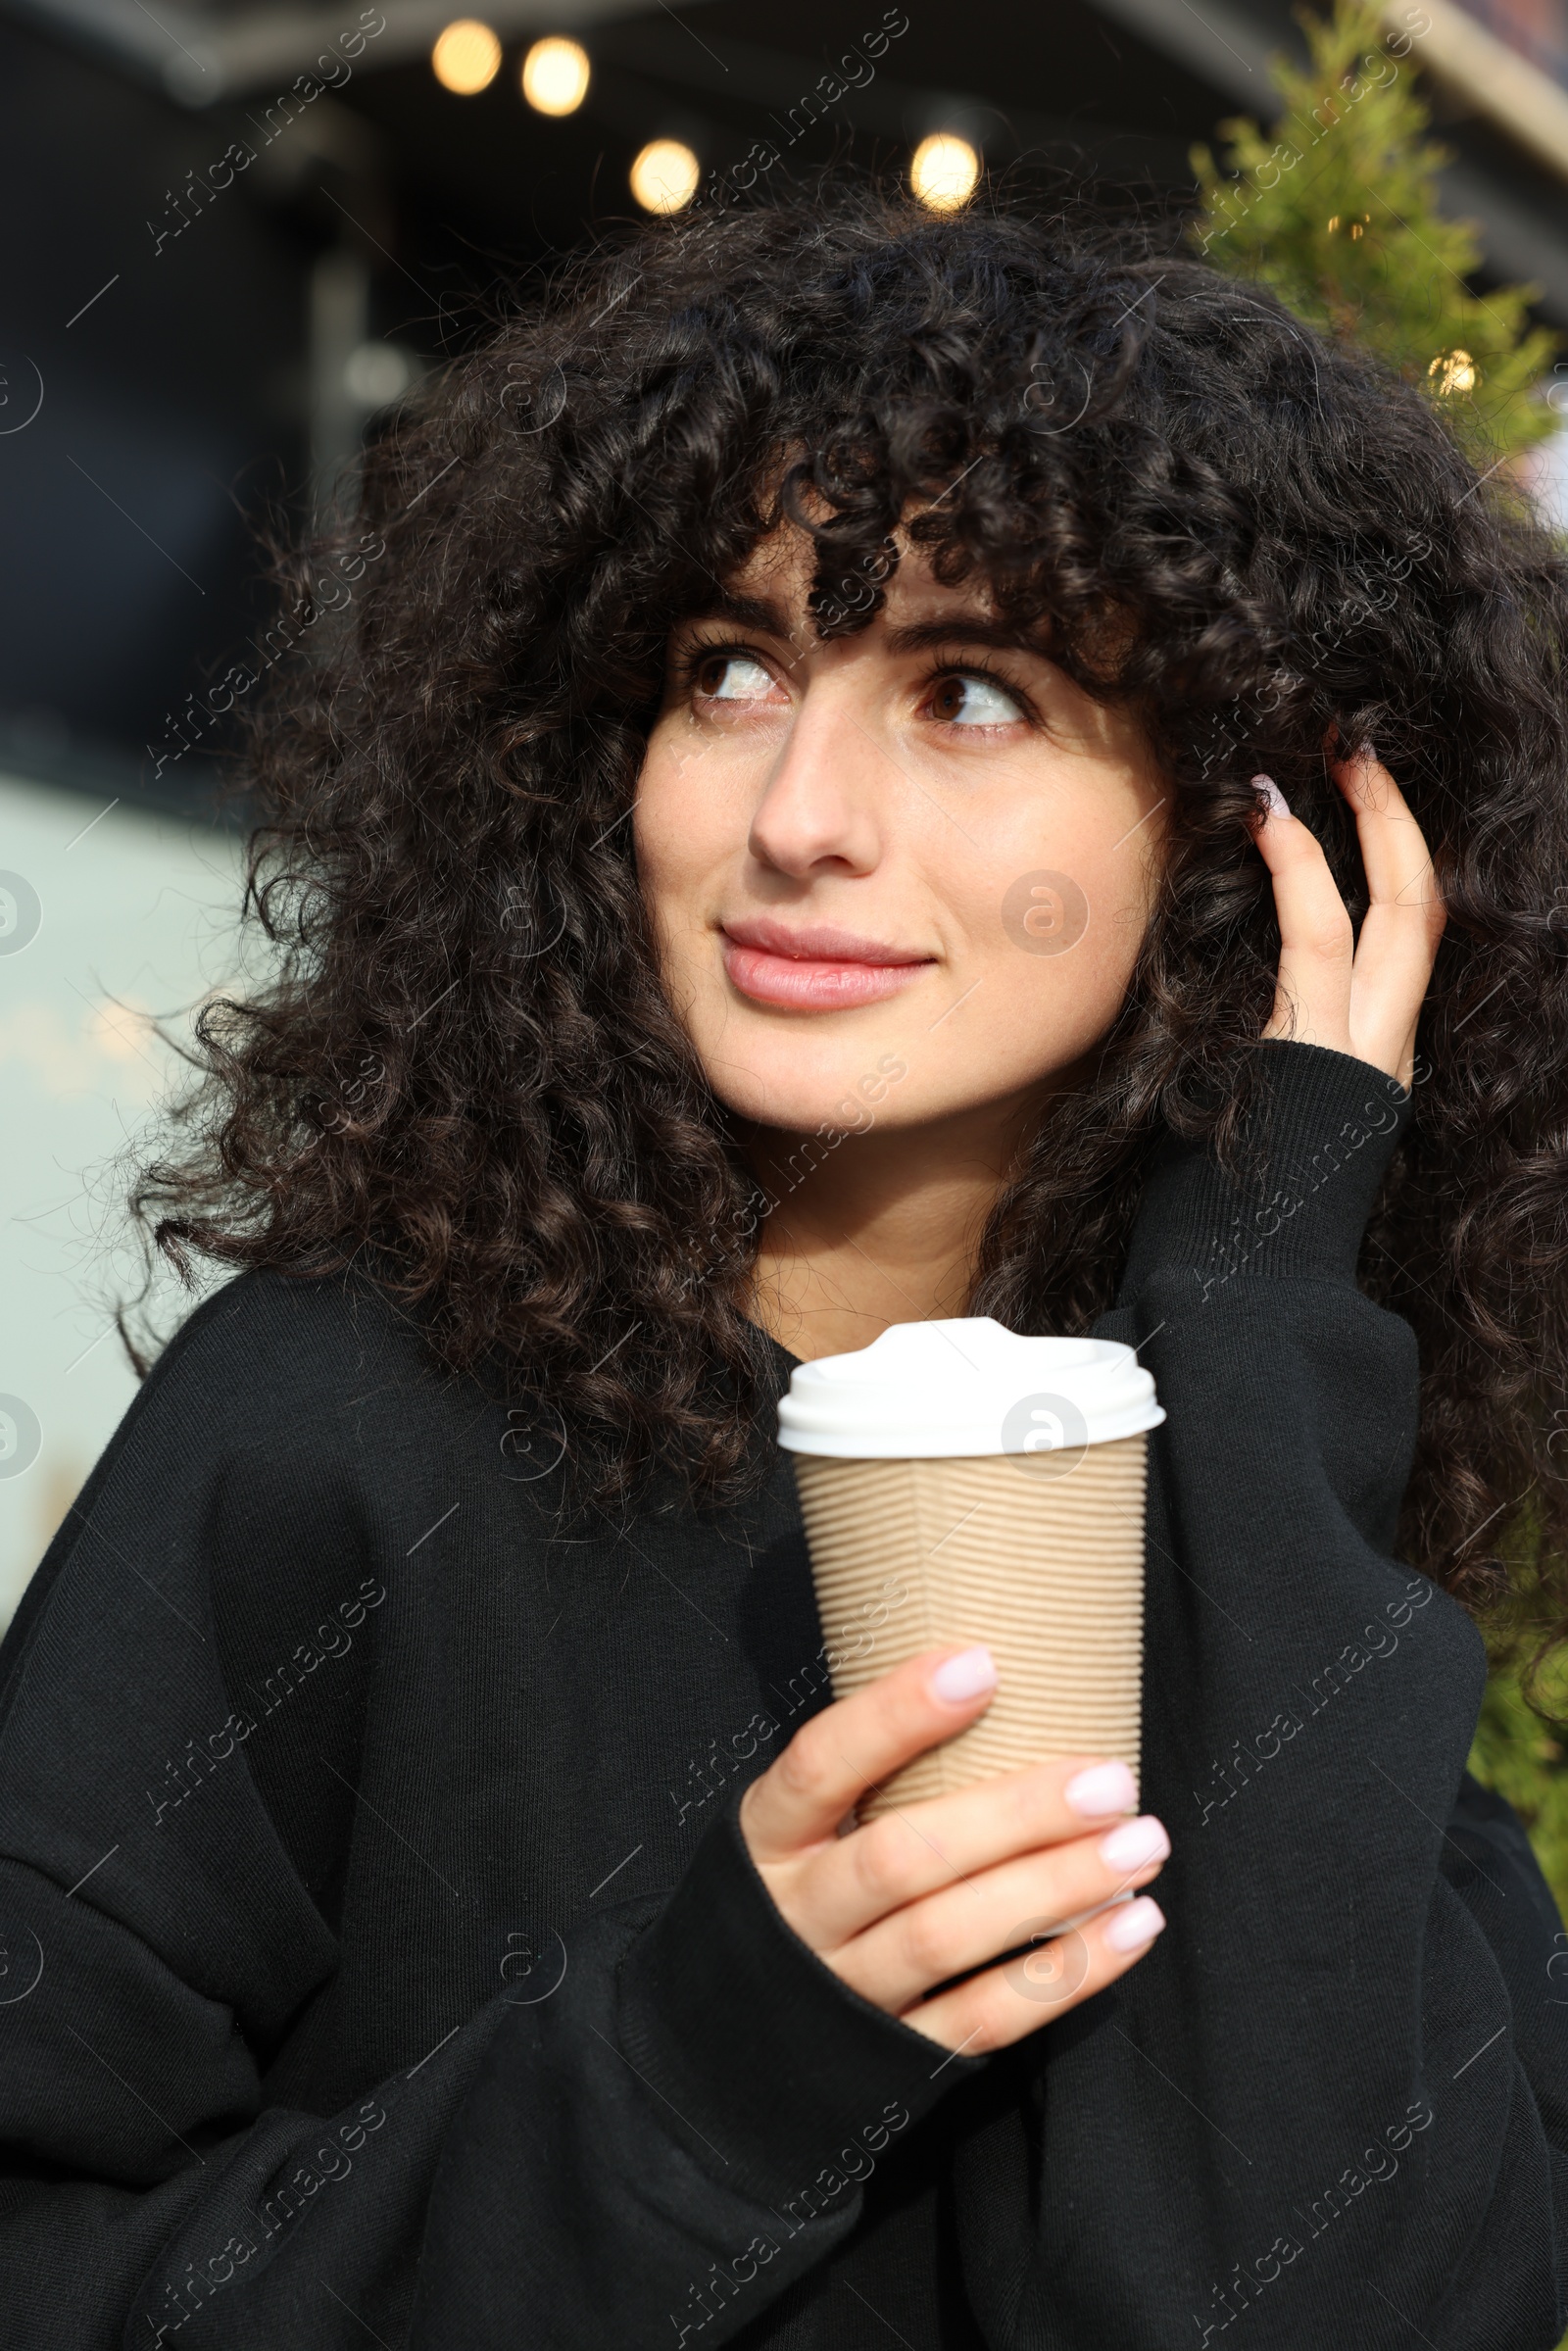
[0,1300,980,2351]
[946,1041,1568,2350]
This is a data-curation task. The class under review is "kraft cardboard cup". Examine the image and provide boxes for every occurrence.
[776,1319,1163,1822]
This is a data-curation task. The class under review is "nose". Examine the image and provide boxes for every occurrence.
[747,689,884,880]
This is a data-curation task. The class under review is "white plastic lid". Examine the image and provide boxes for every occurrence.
[776,1316,1164,1459]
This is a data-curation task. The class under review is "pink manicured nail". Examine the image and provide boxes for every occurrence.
[1063,1760,1138,1817]
[1103,1896,1165,1952]
[929,1645,998,1704]
[1100,1816,1170,1872]
[1251,773,1291,819]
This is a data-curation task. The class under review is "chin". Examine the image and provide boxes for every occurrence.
[706,1043,916,1139]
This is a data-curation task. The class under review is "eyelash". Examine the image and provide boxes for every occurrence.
[674,633,779,698]
[675,634,1039,728]
[921,652,1039,729]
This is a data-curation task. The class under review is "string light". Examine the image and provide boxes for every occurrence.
[630,138,700,214]
[431,19,501,93]
[522,36,590,116]
[1326,213,1370,239]
[1429,348,1478,395]
[910,133,979,211]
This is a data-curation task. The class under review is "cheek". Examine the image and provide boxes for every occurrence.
[1001,847,1155,983]
[940,831,1157,1079]
[633,731,729,946]
[969,745,1159,953]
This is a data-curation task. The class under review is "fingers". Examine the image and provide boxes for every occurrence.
[1250,750,1446,1083]
[739,1644,1002,1862]
[785,1752,1141,1947]
[1332,748,1446,1085]
[1251,774,1354,1055]
[1331,745,1435,908]
[900,1891,1167,2052]
[740,1654,1171,2046]
[828,1810,1169,2015]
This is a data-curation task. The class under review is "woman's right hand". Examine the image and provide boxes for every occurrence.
[737,1643,1169,2052]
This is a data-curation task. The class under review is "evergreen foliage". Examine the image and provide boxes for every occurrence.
[1193,7,1568,1966]
[1191,0,1557,464]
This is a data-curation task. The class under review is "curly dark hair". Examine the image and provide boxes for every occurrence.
[132,177,1568,1660]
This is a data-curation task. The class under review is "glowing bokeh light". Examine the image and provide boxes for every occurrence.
[630,138,701,214]
[522,36,591,115]
[1429,348,1478,396]
[431,20,501,94]
[910,133,979,211]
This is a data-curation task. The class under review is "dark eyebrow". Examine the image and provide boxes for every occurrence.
[881,614,1054,657]
[675,596,1053,657]
[676,590,794,638]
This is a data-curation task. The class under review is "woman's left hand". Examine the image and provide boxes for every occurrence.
[1250,747,1446,1090]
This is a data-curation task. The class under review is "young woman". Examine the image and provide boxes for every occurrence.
[3,184,1567,2349]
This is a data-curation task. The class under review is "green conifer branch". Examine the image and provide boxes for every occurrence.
[1191,0,1558,461]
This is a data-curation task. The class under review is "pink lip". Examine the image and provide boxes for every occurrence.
[720,917,936,1011]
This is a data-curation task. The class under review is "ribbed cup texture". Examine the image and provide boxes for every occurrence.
[793,1438,1147,1822]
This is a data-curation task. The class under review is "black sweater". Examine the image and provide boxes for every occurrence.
[1,1041,1565,2350]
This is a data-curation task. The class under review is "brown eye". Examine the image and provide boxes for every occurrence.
[928,670,1025,727]
[693,652,776,703]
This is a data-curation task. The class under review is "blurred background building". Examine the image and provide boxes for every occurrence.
[6,0,1568,1624]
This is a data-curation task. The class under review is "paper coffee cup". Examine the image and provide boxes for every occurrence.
[777,1318,1163,1821]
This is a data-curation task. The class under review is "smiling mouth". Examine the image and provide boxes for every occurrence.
[719,919,936,1011]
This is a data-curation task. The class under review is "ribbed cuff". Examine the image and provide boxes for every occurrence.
[616,1778,983,2205]
[1118,1043,1412,1305]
